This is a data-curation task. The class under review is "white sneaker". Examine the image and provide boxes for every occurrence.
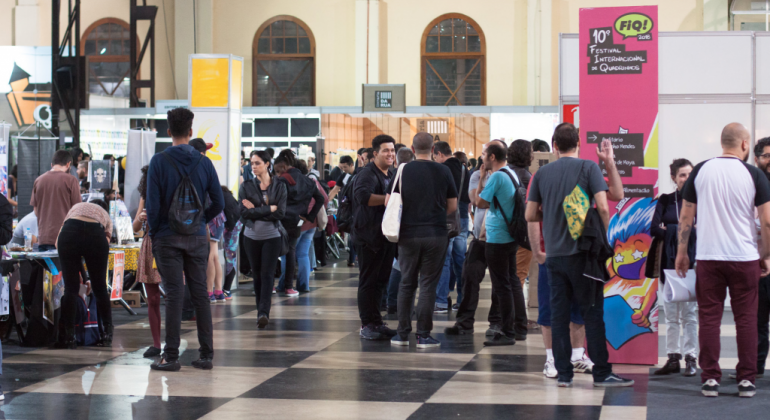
[572,354,595,373]
[543,359,557,378]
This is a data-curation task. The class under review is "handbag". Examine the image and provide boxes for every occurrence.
[382,163,406,243]
[317,206,328,231]
[447,166,466,238]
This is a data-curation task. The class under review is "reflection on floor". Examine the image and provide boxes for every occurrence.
[0,258,764,419]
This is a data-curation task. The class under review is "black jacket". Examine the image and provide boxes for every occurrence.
[0,194,12,246]
[577,208,614,306]
[443,157,470,204]
[278,167,324,228]
[222,188,240,231]
[352,162,393,251]
[238,177,287,226]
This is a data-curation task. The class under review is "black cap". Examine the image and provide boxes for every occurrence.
[189,138,207,154]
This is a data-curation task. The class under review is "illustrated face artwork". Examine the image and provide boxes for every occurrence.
[95,168,107,183]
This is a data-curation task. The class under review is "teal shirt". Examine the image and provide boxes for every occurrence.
[479,168,517,244]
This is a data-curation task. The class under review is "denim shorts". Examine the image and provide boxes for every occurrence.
[537,263,584,326]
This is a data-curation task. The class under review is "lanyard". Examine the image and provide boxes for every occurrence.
[675,190,680,223]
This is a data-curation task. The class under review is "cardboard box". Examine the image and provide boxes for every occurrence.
[111,291,141,308]
[529,152,557,174]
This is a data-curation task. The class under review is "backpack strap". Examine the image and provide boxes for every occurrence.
[491,168,519,226]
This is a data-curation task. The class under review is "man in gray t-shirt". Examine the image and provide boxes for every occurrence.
[525,123,632,389]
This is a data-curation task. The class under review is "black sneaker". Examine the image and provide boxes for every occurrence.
[486,325,502,336]
[257,315,269,329]
[192,357,213,370]
[452,303,460,312]
[483,333,515,346]
[444,325,474,335]
[416,334,441,348]
[360,324,390,340]
[738,380,756,398]
[143,346,161,358]
[151,356,181,372]
[391,333,409,346]
[557,379,573,388]
[434,305,448,314]
[372,323,397,338]
[594,373,634,387]
[702,379,719,397]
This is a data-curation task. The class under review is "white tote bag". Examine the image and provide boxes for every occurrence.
[382,163,406,243]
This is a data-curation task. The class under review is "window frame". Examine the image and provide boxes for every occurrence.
[80,18,138,98]
[421,13,486,106]
[252,15,316,106]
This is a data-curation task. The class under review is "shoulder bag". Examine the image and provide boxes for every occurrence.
[382,163,406,243]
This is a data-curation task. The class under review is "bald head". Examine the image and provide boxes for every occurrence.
[721,123,750,149]
[412,132,434,154]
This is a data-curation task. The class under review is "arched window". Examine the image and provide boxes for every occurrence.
[81,18,133,98]
[421,14,485,106]
[252,16,315,106]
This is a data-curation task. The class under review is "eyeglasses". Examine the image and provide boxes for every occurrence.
[760,153,770,159]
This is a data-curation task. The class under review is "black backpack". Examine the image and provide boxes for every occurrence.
[492,168,531,250]
[336,175,357,233]
[161,152,204,235]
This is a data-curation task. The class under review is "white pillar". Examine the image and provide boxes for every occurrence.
[703,0,729,31]
[527,0,552,106]
[13,0,39,46]
[175,0,213,100]
[355,0,380,106]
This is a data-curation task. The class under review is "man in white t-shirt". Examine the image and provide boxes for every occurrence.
[677,122,770,398]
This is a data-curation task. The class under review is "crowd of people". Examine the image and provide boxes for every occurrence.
[3,107,770,399]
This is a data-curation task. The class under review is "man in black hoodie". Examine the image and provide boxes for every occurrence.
[146,108,224,372]
[434,141,471,312]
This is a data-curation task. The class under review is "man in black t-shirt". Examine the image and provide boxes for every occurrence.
[328,155,355,202]
[390,132,458,349]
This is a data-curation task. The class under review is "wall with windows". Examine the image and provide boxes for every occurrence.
[0,0,727,108]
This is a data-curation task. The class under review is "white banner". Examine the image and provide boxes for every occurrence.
[124,129,156,218]
[0,123,10,198]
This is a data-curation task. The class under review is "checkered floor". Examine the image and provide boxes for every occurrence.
[0,258,765,419]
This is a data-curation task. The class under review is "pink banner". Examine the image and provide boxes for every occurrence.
[579,6,659,365]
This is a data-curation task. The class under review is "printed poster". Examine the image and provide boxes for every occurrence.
[88,160,112,191]
[110,251,124,301]
[579,6,659,365]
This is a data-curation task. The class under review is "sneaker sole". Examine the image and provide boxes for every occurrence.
[416,343,441,348]
[594,380,635,388]
[739,390,756,398]
[702,390,719,397]
[558,382,573,387]
[391,340,409,346]
[434,310,448,314]
[544,372,558,379]
[286,293,299,297]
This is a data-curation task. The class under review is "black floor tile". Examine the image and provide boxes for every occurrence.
[0,364,92,392]
[408,404,602,420]
[311,273,359,280]
[175,349,316,368]
[213,318,361,332]
[0,393,231,420]
[461,354,548,373]
[276,297,359,307]
[322,332,488,354]
[646,369,770,420]
[601,373,648,406]
[239,368,455,402]
[326,279,361,287]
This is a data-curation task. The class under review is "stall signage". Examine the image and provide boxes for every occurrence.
[580,6,659,365]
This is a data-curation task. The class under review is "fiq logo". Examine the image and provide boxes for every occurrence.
[614,13,653,40]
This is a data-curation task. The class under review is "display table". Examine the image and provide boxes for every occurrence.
[6,251,61,347]
[109,244,140,271]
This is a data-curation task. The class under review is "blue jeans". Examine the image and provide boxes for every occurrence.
[283,229,314,292]
[436,218,469,308]
[545,253,612,383]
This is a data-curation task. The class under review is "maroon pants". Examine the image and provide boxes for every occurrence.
[145,283,162,349]
[696,260,760,384]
